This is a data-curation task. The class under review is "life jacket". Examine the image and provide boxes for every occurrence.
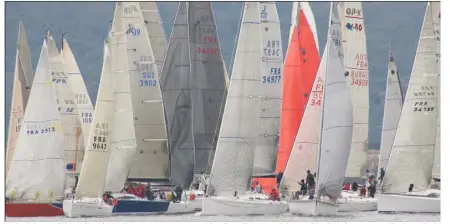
[113,198,119,206]
[189,194,196,201]
[343,184,350,191]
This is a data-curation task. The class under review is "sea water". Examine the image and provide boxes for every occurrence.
[6,212,439,222]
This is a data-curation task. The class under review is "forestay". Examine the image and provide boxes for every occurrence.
[75,41,113,199]
[338,2,369,178]
[382,3,439,194]
[6,40,65,202]
[139,2,167,78]
[430,1,440,180]
[47,35,83,185]
[252,2,283,177]
[61,39,94,149]
[188,2,228,175]
[280,41,326,194]
[121,2,169,182]
[316,41,353,199]
[378,53,402,177]
[160,2,193,188]
[207,2,261,197]
[104,2,138,192]
[6,21,34,176]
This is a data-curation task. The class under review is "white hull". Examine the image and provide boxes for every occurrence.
[378,193,440,213]
[337,197,377,212]
[338,190,377,212]
[201,197,288,216]
[63,198,113,217]
[165,201,197,214]
[289,199,338,216]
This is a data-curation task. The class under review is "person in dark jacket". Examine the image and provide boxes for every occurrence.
[174,185,183,202]
[351,181,358,192]
[297,179,307,197]
[378,168,385,183]
[276,171,284,189]
[306,170,315,199]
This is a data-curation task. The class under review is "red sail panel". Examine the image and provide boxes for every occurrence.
[276,8,320,176]
[253,8,320,194]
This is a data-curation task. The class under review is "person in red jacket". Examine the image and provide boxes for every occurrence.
[343,183,351,191]
[269,188,279,201]
[360,185,367,197]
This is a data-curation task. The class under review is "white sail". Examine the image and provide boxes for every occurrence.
[75,41,113,199]
[6,21,34,176]
[329,2,344,63]
[6,39,65,202]
[378,53,403,177]
[252,2,283,177]
[382,3,439,194]
[430,1,440,180]
[61,39,95,149]
[208,2,261,196]
[139,1,167,78]
[316,41,353,199]
[338,2,369,178]
[104,2,138,192]
[47,35,83,188]
[121,1,169,181]
[279,44,326,194]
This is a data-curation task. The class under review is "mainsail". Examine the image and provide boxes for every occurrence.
[6,21,34,176]
[207,2,261,196]
[378,53,402,177]
[252,2,283,178]
[6,39,65,202]
[338,2,370,178]
[382,3,439,193]
[161,2,227,188]
[76,41,113,199]
[120,2,169,182]
[104,2,138,192]
[61,39,94,148]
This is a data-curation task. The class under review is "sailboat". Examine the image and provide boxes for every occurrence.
[46,32,85,192]
[288,35,353,217]
[251,1,283,185]
[63,38,115,218]
[161,1,227,203]
[6,39,66,217]
[377,53,403,179]
[6,21,34,178]
[378,2,440,213]
[139,1,167,78]
[201,2,288,216]
[337,52,402,213]
[265,1,320,193]
[338,1,370,181]
[61,38,94,150]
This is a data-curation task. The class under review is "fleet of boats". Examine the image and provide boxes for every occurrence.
[5,1,440,218]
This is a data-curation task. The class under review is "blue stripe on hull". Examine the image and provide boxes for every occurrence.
[113,200,170,214]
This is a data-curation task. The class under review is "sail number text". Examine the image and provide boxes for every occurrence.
[349,70,368,86]
[260,5,268,19]
[81,112,93,124]
[345,8,362,16]
[413,85,435,97]
[15,118,22,132]
[92,136,107,151]
[196,47,219,55]
[75,94,89,105]
[52,78,67,84]
[124,5,139,15]
[126,27,140,36]
[140,72,157,87]
[345,23,363,31]
[26,123,56,135]
[264,40,280,57]
[310,78,324,106]
[413,101,434,113]
[262,67,281,84]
